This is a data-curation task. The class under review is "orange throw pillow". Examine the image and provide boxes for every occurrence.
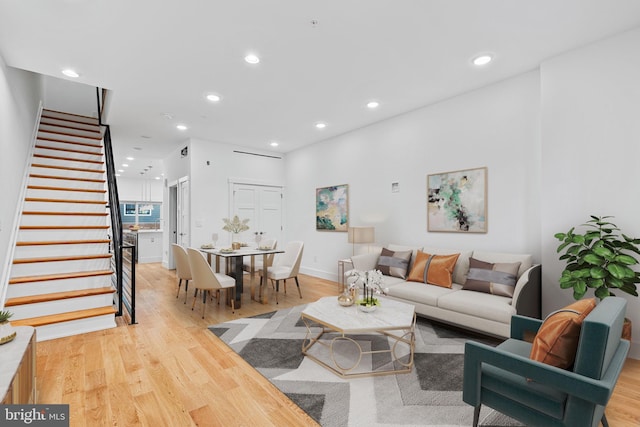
[529,298,597,369]
[407,251,460,288]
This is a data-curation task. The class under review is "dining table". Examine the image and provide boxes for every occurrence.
[200,247,284,308]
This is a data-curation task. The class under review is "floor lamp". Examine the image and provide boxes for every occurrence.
[348,226,375,256]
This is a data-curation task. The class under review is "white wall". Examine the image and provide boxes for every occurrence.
[540,28,640,357]
[188,139,285,248]
[286,71,542,280]
[42,76,97,117]
[0,57,42,303]
[162,139,285,265]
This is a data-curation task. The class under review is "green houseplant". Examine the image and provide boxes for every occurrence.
[555,215,640,300]
[0,309,16,345]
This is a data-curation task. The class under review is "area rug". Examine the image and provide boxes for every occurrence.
[208,304,524,427]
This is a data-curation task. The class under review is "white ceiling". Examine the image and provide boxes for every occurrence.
[1,1,640,178]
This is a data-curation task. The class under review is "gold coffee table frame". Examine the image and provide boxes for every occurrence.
[301,296,416,378]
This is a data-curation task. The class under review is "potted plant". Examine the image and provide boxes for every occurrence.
[555,215,639,339]
[222,215,250,249]
[0,309,16,345]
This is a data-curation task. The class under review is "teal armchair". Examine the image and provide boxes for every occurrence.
[463,297,629,427]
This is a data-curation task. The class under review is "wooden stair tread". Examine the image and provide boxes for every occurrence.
[20,225,109,230]
[38,121,101,134]
[10,306,116,327]
[35,144,103,157]
[38,124,102,136]
[33,153,104,165]
[16,239,111,246]
[42,109,99,122]
[22,211,107,216]
[37,136,102,149]
[31,163,105,174]
[27,185,106,193]
[5,287,115,307]
[13,253,112,264]
[25,197,107,205]
[29,173,105,183]
[9,269,113,284]
[38,129,102,141]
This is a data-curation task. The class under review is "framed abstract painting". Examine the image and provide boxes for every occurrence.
[316,184,349,231]
[427,167,487,233]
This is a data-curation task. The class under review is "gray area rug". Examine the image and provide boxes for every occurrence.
[209,304,524,427]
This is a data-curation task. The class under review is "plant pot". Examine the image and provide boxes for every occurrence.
[358,304,377,313]
[0,321,16,345]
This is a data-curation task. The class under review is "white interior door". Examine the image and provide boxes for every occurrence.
[177,177,190,247]
[232,183,283,246]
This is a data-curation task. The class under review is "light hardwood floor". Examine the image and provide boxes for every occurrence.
[36,263,640,426]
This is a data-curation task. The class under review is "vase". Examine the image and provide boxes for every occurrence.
[232,233,241,250]
[338,289,354,307]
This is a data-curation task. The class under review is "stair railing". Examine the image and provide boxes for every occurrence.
[97,87,136,324]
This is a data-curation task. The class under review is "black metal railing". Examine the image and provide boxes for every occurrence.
[97,87,136,324]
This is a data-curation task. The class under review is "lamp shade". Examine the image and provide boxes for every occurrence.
[348,226,375,244]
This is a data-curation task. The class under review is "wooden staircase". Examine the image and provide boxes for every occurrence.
[6,109,117,341]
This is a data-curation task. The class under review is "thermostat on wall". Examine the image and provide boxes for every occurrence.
[392,182,399,193]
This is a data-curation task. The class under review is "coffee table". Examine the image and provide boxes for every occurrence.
[301,296,416,378]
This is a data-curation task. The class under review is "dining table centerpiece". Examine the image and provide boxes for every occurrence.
[222,215,250,249]
[348,269,387,312]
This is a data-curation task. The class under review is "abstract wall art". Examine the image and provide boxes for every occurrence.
[316,184,349,231]
[427,167,487,233]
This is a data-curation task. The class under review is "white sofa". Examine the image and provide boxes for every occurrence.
[349,245,541,338]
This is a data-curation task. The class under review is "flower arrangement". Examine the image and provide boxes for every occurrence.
[349,269,387,309]
[222,215,250,234]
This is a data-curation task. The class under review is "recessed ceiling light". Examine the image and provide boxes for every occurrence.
[122,164,129,167]
[155,176,161,180]
[176,124,188,131]
[244,54,260,64]
[126,157,134,161]
[367,101,380,109]
[270,141,279,147]
[472,54,493,66]
[62,69,80,78]
[315,122,327,129]
[206,93,222,102]
[115,174,121,177]
[117,169,124,173]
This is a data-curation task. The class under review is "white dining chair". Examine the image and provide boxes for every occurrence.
[258,241,304,304]
[187,248,236,318]
[171,243,192,303]
[243,239,277,278]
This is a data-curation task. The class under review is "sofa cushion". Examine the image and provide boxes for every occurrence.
[463,257,521,297]
[437,290,516,324]
[422,247,473,284]
[471,251,533,278]
[386,282,460,307]
[376,247,412,279]
[387,244,422,272]
[530,298,597,370]
[407,251,460,288]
